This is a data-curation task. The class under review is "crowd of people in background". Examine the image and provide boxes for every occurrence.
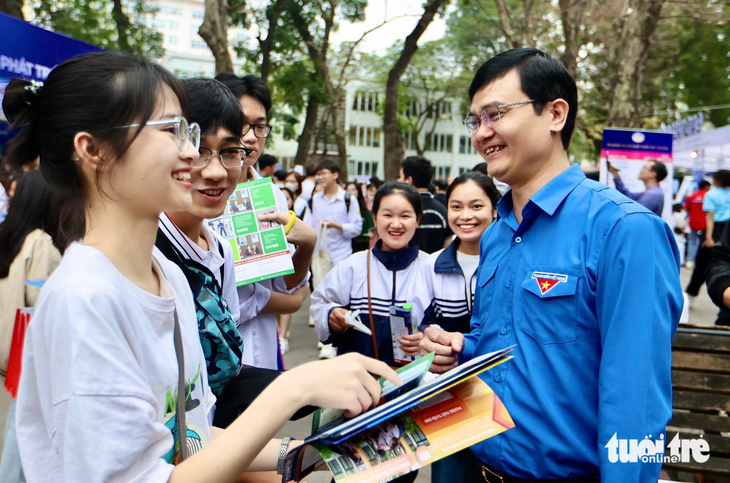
[0,46,722,483]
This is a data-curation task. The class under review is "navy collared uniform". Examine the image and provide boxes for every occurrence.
[464,164,682,482]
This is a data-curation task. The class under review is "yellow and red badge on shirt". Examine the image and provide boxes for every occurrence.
[531,272,569,295]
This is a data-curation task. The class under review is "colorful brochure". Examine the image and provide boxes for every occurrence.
[282,347,515,483]
[207,178,295,286]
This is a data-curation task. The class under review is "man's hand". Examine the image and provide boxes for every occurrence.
[607,162,620,178]
[420,327,464,373]
[258,212,316,248]
[320,220,343,233]
[328,307,352,333]
[398,332,424,357]
[703,237,716,249]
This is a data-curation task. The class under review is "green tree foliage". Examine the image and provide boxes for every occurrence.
[32,0,163,59]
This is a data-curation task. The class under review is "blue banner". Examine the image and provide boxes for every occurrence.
[1,13,102,150]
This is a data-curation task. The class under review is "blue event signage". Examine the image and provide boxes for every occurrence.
[601,128,674,158]
[0,13,101,148]
[0,13,101,82]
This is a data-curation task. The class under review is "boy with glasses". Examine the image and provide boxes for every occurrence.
[156,78,315,429]
[216,73,315,369]
[421,48,682,483]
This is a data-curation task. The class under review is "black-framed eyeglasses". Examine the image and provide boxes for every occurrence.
[195,146,253,169]
[119,116,201,151]
[462,100,536,135]
[243,123,272,139]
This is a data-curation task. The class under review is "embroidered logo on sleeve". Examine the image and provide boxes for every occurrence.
[531,272,568,295]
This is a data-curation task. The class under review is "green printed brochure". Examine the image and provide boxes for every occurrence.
[206,178,294,286]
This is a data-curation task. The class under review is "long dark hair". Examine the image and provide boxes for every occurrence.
[0,170,69,278]
[347,181,369,215]
[2,52,190,242]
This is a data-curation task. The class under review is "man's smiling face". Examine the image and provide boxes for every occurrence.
[469,69,554,188]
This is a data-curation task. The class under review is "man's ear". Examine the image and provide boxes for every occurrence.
[547,99,569,136]
[406,176,414,186]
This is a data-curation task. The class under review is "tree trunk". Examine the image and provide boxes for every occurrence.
[606,0,664,127]
[383,0,448,181]
[0,0,24,19]
[259,0,286,82]
[294,94,320,167]
[328,98,348,179]
[111,0,132,54]
[200,0,234,75]
[558,0,588,79]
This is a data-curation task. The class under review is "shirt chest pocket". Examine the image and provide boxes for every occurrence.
[518,267,580,344]
[475,262,499,320]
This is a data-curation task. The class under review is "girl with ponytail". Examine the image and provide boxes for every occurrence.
[4,52,399,483]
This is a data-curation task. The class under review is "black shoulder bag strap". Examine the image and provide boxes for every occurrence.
[152,256,188,462]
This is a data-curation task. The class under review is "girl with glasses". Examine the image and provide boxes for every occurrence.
[4,52,399,483]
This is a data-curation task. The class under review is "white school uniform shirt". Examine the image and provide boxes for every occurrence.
[158,213,240,324]
[236,169,309,369]
[16,244,215,483]
[309,245,431,350]
[304,186,363,266]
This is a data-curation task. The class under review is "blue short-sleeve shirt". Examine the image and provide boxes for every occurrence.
[464,164,682,482]
[702,187,730,223]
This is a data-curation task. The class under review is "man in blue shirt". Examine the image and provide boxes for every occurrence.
[607,160,667,216]
[420,48,682,483]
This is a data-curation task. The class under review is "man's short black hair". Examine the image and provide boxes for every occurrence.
[401,156,433,189]
[316,159,340,175]
[215,73,272,114]
[274,169,288,182]
[469,48,578,151]
[699,180,711,190]
[472,162,488,175]
[258,154,277,171]
[433,179,448,191]
[651,161,668,182]
[713,170,730,188]
[184,78,243,138]
[305,162,318,177]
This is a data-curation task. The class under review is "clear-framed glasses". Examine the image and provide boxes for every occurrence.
[462,100,536,135]
[195,146,253,169]
[243,123,272,139]
[119,116,201,151]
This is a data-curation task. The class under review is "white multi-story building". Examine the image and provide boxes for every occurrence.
[148,6,483,181]
[154,0,248,78]
[268,80,485,182]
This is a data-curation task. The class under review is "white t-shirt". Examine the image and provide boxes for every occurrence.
[456,251,480,311]
[16,243,215,483]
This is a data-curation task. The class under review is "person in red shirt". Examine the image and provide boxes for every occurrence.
[684,180,711,268]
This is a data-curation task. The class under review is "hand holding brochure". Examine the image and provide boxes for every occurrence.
[207,178,295,285]
[282,347,515,483]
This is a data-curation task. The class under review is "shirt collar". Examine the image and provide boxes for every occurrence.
[497,164,585,220]
[159,213,224,266]
[320,186,345,202]
[434,238,462,274]
[372,240,420,271]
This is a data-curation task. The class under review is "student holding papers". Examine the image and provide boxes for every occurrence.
[310,182,430,368]
[217,73,313,370]
[5,53,401,483]
[155,77,316,426]
[420,48,682,482]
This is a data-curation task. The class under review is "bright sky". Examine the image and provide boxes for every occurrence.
[329,0,449,53]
